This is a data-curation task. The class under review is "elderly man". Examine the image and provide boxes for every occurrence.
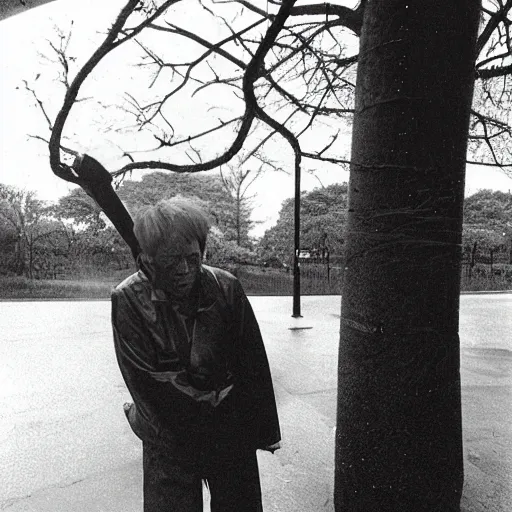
[111,197,281,511]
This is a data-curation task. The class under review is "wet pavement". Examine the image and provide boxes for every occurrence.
[0,294,510,511]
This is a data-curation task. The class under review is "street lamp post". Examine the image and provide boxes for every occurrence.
[292,155,301,318]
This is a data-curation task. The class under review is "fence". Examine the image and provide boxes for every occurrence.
[17,256,512,297]
[236,256,512,296]
[461,247,512,291]
[235,262,344,296]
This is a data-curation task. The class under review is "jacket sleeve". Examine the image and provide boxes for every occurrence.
[232,279,281,448]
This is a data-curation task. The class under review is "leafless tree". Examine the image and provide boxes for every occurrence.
[13,1,512,181]
[32,0,358,184]
[219,155,264,244]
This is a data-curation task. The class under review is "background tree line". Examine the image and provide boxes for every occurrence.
[2,174,510,280]
[0,168,261,279]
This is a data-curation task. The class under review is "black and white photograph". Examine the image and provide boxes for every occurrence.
[0,1,511,511]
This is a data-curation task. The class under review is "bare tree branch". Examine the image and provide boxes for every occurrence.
[476,0,512,57]
[22,80,53,132]
[476,62,512,79]
[214,0,366,35]
[153,116,241,148]
[49,0,181,180]
[38,0,512,184]
[111,0,299,177]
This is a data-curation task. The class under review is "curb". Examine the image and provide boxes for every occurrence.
[460,290,512,295]
[1,292,511,302]
[0,297,109,302]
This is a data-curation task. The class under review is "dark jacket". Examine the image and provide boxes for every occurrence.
[111,265,280,460]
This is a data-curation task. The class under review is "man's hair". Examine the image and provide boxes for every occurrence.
[133,197,211,257]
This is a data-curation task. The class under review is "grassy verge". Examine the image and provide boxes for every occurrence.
[0,268,510,300]
[0,276,119,299]
[460,275,512,292]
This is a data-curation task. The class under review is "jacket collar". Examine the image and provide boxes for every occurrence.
[144,266,218,313]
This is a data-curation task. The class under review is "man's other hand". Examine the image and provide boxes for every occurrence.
[261,442,281,454]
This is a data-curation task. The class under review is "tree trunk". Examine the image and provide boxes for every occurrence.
[236,189,241,246]
[15,233,26,276]
[335,2,480,511]
[470,241,478,278]
[28,233,34,280]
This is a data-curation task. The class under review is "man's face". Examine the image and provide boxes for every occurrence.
[150,238,202,300]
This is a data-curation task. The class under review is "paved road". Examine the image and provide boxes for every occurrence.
[0,294,510,511]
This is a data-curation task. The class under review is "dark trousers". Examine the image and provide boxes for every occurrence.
[143,441,263,512]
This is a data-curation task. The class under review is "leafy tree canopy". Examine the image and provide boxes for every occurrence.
[259,186,512,264]
[116,171,254,246]
[258,183,349,263]
[51,187,105,230]
[463,189,512,227]
[463,189,512,253]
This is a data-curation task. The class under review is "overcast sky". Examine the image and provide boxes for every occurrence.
[1,0,511,237]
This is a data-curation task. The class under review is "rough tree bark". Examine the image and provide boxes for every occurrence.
[335,1,481,511]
